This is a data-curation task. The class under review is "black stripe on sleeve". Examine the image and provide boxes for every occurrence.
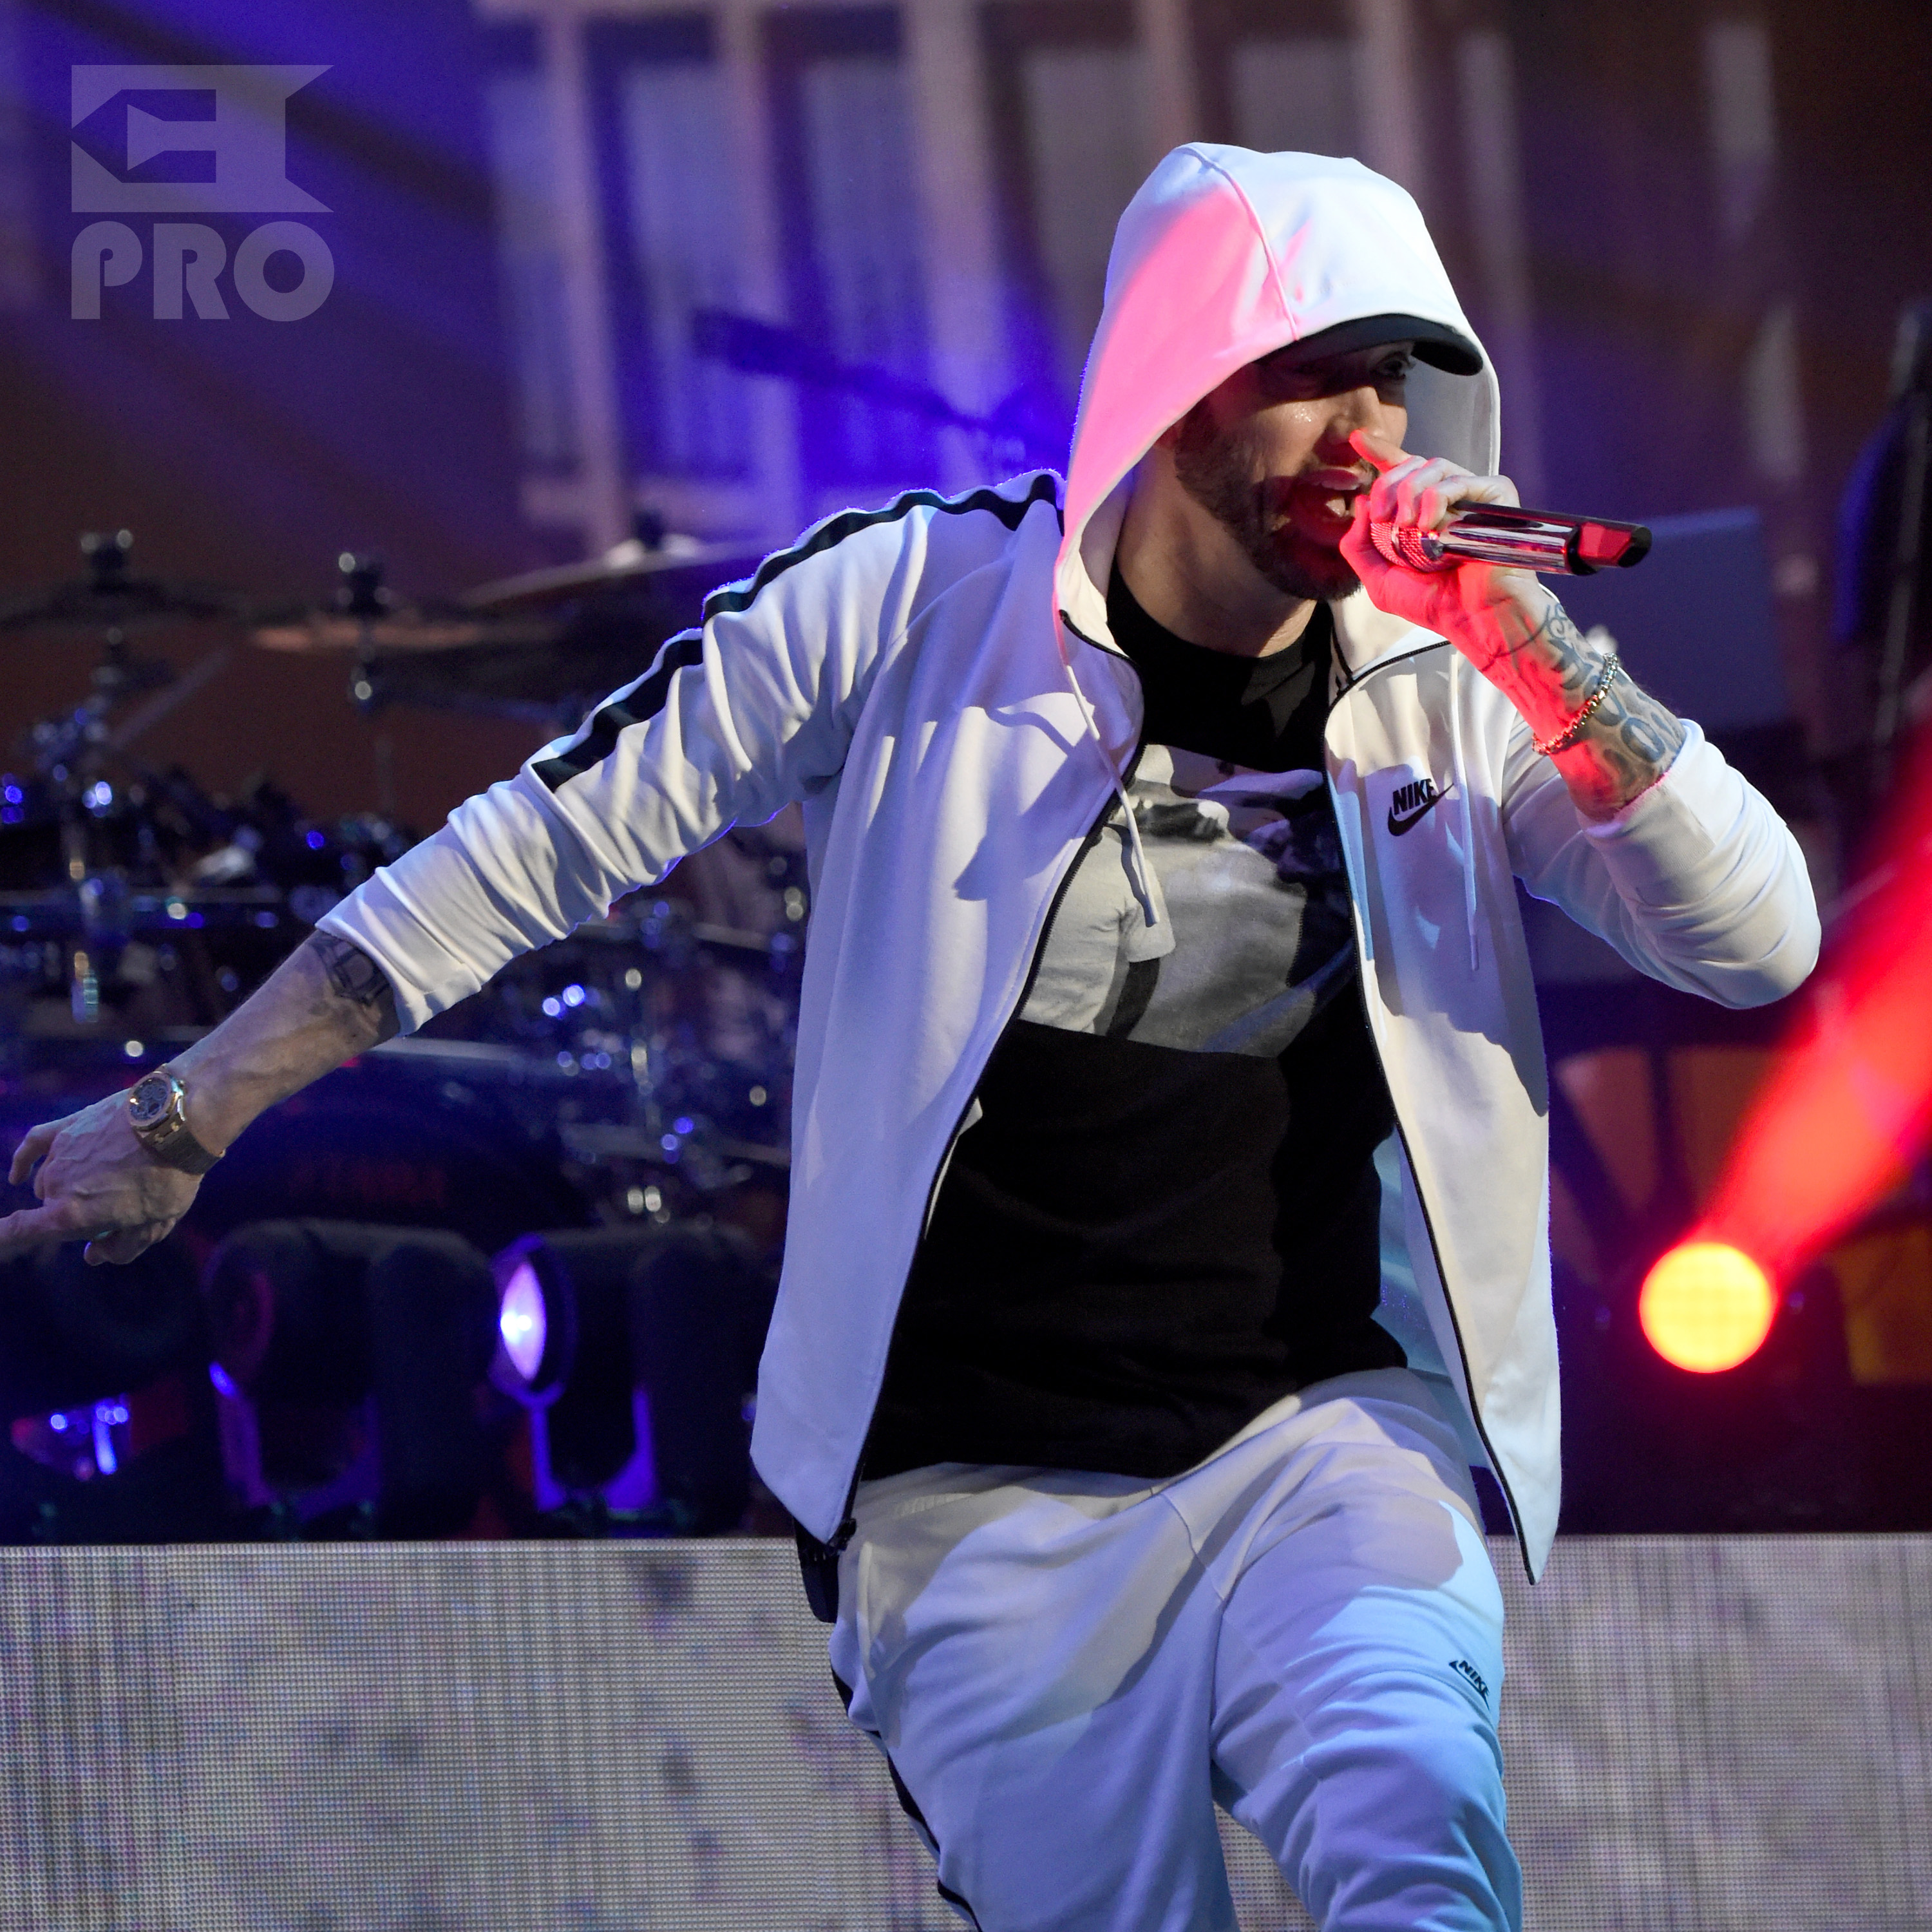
[533,471,1061,793]
[533,630,706,791]
[699,470,1060,621]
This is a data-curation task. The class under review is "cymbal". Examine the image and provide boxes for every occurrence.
[0,531,247,636]
[341,630,668,720]
[0,580,247,634]
[461,536,762,614]
[249,607,558,654]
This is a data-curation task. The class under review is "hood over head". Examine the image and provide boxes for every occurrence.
[1054,144,1501,647]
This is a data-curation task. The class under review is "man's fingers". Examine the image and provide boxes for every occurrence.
[1338,496,1393,588]
[0,1206,40,1256]
[1450,472,1521,509]
[1389,459,1465,529]
[85,1224,163,1267]
[8,1122,59,1188]
[1352,435,1426,524]
[1350,428,1408,473]
[1352,428,1519,532]
[0,1202,87,1259]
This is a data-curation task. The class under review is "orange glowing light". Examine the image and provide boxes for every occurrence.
[1638,1242,1777,1373]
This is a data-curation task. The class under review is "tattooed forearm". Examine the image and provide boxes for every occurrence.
[1552,674,1688,819]
[1509,600,1688,822]
[307,931,396,1012]
[301,932,401,1053]
[145,928,401,1157]
[1523,602,1602,707]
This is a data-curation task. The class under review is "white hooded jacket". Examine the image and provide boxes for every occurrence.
[321,147,1819,1577]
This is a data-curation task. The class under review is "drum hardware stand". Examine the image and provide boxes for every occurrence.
[2,530,241,1029]
[332,551,391,715]
[333,552,402,819]
[30,537,171,1025]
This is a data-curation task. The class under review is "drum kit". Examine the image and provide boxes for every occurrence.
[0,521,797,1247]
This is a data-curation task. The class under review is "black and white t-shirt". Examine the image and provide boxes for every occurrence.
[864,567,1401,1481]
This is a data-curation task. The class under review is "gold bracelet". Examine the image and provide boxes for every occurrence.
[1533,652,1622,757]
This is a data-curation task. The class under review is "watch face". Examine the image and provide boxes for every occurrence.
[128,1073,174,1130]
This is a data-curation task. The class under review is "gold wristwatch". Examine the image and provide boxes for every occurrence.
[126,1066,223,1175]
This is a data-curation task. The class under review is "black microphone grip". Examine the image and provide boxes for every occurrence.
[1370,502,1652,576]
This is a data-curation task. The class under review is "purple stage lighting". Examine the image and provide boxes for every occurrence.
[497,1258,548,1388]
[489,1236,574,1406]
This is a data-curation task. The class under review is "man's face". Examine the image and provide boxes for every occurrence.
[1168,341,1414,601]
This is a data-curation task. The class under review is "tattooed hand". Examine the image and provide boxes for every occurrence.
[1338,431,1685,820]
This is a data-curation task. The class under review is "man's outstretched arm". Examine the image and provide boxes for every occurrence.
[0,932,399,1266]
[1,488,994,1267]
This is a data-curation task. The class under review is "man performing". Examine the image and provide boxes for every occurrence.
[0,149,1817,1928]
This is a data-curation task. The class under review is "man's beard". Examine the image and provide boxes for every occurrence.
[1171,402,1363,602]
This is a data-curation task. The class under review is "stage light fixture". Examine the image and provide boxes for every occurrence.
[1638,1240,1777,1372]
[489,1229,654,1506]
[489,1225,775,1530]
[488,1235,591,1417]
[202,1221,497,1533]
[495,1257,550,1390]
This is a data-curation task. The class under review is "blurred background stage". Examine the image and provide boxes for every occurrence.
[1,0,1930,1922]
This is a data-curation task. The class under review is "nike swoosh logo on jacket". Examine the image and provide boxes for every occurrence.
[1387,783,1450,835]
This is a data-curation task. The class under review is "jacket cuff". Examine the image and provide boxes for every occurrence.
[1578,722,1737,902]
[316,870,476,1035]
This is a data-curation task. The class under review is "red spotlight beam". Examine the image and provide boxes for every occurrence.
[1699,733,1932,1282]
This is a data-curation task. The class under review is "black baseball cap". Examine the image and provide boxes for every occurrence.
[1269,312,1483,376]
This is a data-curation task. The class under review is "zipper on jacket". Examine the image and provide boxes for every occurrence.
[822,762,1141,1566]
[1386,1111,1535,1579]
[817,1072,989,1567]
[1325,643,1537,1581]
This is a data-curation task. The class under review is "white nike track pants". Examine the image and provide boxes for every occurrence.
[828,1367,1520,1931]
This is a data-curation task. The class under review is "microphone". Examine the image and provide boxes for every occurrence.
[1371,502,1652,576]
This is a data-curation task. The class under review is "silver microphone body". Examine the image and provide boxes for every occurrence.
[1371,502,1652,576]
